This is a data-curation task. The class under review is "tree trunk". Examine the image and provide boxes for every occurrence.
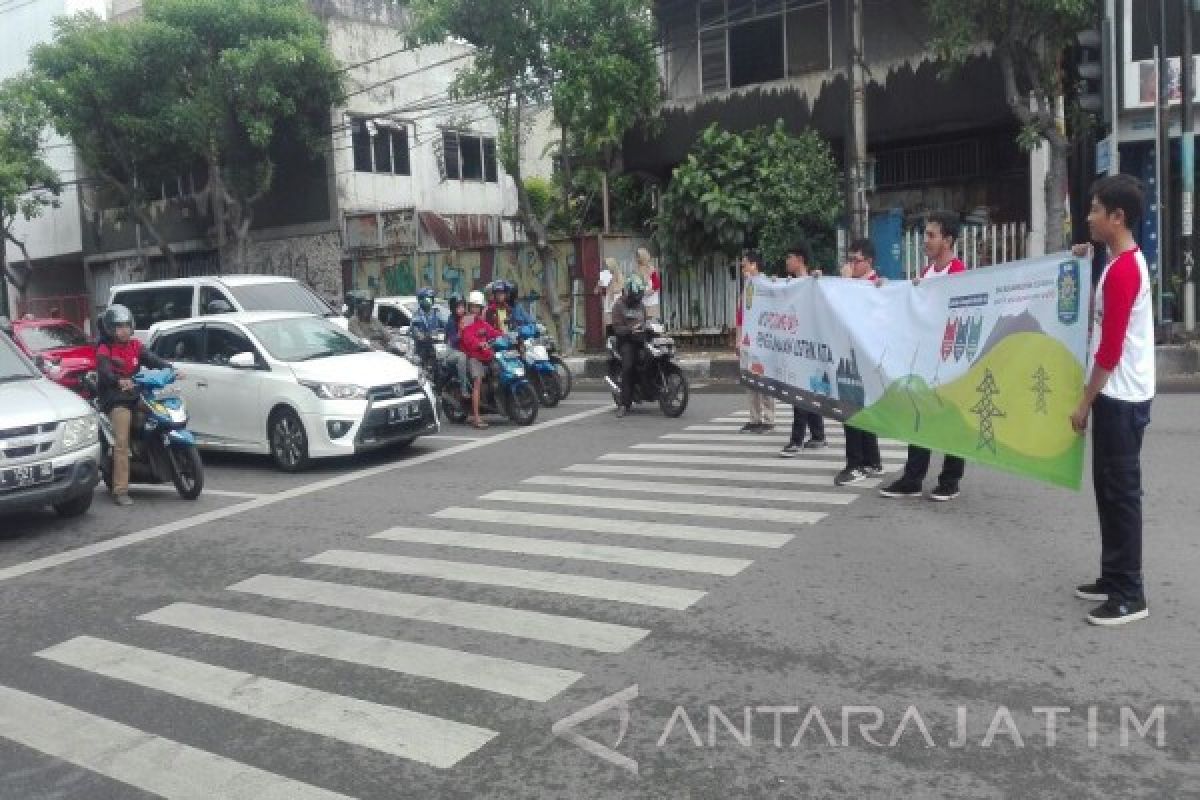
[95,167,178,273]
[1044,135,1070,253]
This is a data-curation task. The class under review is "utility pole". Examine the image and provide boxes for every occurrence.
[1158,0,1173,318]
[846,0,868,240]
[1184,0,1198,332]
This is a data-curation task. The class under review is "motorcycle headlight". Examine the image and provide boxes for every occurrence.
[301,381,368,400]
[61,414,99,451]
[529,345,549,361]
[536,323,547,336]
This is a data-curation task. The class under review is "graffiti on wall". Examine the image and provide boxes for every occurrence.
[246,232,343,304]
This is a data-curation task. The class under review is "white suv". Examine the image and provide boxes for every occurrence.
[0,329,100,517]
[109,275,347,339]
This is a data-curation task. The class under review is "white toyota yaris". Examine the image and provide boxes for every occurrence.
[147,312,438,471]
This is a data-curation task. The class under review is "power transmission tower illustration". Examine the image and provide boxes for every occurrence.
[1031,365,1051,414]
[971,368,1006,453]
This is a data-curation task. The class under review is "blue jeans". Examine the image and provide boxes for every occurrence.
[1092,393,1152,603]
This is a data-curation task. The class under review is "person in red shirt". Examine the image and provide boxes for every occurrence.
[880,211,967,501]
[1070,174,1155,626]
[95,304,176,506]
[834,238,884,485]
[459,290,505,429]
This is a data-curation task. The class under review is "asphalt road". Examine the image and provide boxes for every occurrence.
[1,391,1197,799]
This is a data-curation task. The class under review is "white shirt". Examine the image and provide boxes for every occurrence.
[1092,248,1155,403]
[598,269,615,313]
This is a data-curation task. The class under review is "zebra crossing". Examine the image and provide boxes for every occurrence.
[0,400,883,798]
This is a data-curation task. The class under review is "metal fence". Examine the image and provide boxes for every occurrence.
[901,222,1029,278]
[660,254,739,342]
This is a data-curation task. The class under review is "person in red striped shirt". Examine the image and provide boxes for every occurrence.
[880,211,968,501]
[1070,174,1155,626]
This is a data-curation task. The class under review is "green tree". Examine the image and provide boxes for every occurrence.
[31,0,342,272]
[926,0,1094,253]
[0,77,61,310]
[657,121,843,270]
[408,0,660,349]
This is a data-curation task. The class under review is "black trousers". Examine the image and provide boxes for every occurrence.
[902,446,965,487]
[1092,393,1152,602]
[618,339,638,408]
[789,405,825,444]
[844,426,881,469]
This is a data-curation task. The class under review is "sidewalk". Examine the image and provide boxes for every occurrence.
[566,343,1200,386]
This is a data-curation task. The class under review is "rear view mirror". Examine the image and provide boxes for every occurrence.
[228,352,257,369]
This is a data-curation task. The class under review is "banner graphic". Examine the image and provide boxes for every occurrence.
[739,253,1091,489]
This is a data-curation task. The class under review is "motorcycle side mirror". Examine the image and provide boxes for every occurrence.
[228,352,258,369]
[206,299,234,314]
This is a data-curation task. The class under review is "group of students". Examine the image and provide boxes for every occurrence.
[738,184,1156,627]
[347,281,532,430]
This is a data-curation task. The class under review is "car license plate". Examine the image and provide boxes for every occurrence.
[387,402,419,423]
[2,461,53,490]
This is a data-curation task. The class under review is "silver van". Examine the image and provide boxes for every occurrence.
[108,275,347,339]
[0,327,100,517]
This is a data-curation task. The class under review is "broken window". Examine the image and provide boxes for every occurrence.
[441,130,499,183]
[351,118,411,175]
[697,0,830,93]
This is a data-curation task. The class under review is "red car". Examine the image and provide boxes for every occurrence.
[7,318,97,393]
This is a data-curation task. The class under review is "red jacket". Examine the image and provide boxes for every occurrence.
[460,317,504,362]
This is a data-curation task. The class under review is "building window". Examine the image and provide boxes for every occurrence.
[351,118,411,175]
[441,130,499,183]
[697,0,831,93]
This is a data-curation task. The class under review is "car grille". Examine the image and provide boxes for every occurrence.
[367,381,423,402]
[0,422,59,439]
[0,422,60,461]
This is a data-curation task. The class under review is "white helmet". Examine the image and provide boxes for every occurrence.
[468,290,486,308]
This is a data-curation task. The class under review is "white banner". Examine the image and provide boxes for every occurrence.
[739,253,1091,489]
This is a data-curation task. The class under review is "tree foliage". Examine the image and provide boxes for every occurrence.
[408,0,660,347]
[0,77,60,293]
[926,0,1096,252]
[30,0,342,271]
[657,121,843,270]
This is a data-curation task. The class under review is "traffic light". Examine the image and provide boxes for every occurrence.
[1075,21,1112,125]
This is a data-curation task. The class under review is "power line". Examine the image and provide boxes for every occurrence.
[344,52,472,99]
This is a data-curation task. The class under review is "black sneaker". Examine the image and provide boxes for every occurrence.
[1086,597,1148,626]
[615,406,628,418]
[929,483,960,502]
[779,443,802,458]
[803,439,828,449]
[757,424,775,434]
[1074,581,1110,601]
[739,422,761,433]
[879,478,922,498]
[834,467,868,486]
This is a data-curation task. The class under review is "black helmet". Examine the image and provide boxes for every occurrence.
[102,304,134,333]
[623,275,646,304]
[417,287,436,310]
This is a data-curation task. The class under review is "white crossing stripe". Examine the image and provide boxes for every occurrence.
[434,508,793,548]
[562,463,881,488]
[139,603,581,702]
[634,442,906,457]
[372,527,752,576]
[600,452,903,472]
[661,434,906,454]
[37,637,497,768]
[0,684,355,800]
[228,574,648,653]
[523,475,854,505]
[304,551,707,610]
[686,425,845,438]
[480,490,825,525]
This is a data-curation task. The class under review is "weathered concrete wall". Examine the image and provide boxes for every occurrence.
[243,232,344,306]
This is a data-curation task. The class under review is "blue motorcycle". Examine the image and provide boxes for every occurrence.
[438,335,539,426]
[83,368,204,499]
[514,323,562,407]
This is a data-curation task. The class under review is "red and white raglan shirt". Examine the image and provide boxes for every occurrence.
[920,258,966,280]
[1092,247,1156,402]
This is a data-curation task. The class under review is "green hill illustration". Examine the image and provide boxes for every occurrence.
[848,332,1085,489]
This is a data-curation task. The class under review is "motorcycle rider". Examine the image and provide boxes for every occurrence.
[95,304,177,506]
[348,295,389,350]
[409,287,446,370]
[485,280,512,330]
[611,274,648,418]
[460,290,505,429]
[443,293,472,396]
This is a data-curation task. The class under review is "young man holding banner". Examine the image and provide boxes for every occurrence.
[880,211,968,501]
[779,241,828,455]
[834,238,884,485]
[738,252,775,433]
[1070,175,1154,627]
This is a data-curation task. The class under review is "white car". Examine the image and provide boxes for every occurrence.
[147,312,438,471]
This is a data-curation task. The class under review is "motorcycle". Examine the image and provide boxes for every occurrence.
[81,368,205,499]
[606,321,689,418]
[529,323,572,400]
[438,335,539,426]
[513,323,562,407]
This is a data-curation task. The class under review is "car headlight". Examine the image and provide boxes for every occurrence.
[61,414,99,451]
[300,381,368,400]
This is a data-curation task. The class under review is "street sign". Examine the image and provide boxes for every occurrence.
[1096,135,1115,175]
